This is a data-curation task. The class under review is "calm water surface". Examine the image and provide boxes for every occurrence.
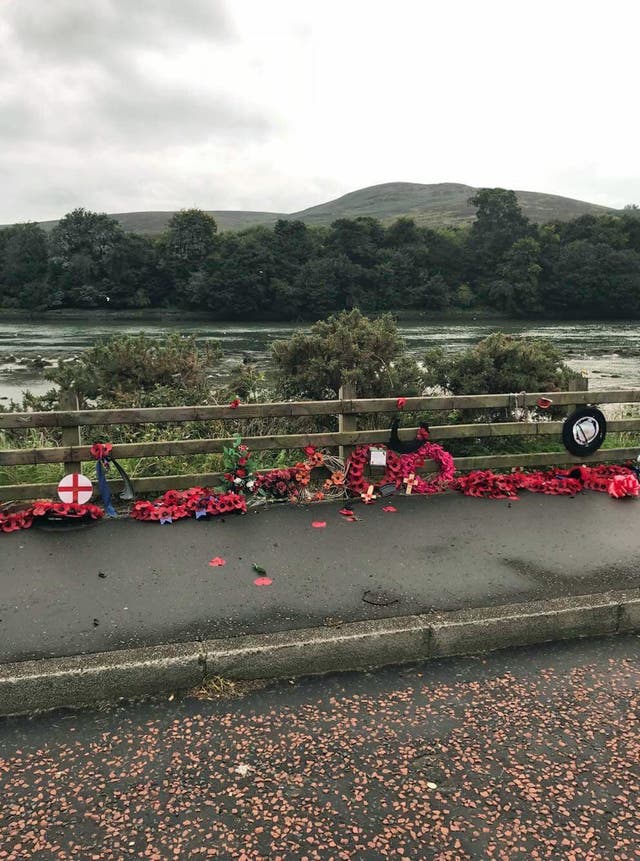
[1,316,639,401]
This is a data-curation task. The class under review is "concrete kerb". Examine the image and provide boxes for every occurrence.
[1,588,639,717]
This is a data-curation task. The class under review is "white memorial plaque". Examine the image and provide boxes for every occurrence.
[369,448,387,467]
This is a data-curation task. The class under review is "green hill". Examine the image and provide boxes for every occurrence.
[288,182,615,227]
[14,182,616,235]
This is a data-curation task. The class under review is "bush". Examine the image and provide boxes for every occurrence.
[45,332,222,408]
[271,309,426,400]
[424,332,574,396]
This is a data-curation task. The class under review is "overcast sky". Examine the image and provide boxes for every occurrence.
[1,0,638,223]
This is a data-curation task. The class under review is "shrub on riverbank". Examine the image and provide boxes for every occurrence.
[271,309,426,400]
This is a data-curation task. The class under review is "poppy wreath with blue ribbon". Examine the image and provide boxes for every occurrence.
[90,442,135,516]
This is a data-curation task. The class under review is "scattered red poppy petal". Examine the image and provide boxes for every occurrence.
[254,576,273,586]
[338,508,353,517]
[396,397,407,409]
[209,557,226,567]
[312,521,326,528]
[382,505,397,512]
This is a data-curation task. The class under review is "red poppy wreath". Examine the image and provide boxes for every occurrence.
[346,428,455,497]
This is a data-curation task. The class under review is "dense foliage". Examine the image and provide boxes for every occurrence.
[2,194,640,317]
[423,333,575,395]
[271,309,426,399]
[43,333,221,408]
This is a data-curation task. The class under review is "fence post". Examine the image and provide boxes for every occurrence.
[59,389,82,475]
[566,372,589,416]
[338,383,357,462]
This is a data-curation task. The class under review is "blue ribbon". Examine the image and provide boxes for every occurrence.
[96,459,117,517]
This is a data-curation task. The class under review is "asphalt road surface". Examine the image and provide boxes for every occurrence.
[0,635,638,859]
[2,492,640,662]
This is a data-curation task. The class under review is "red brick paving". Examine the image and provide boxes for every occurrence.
[0,636,638,859]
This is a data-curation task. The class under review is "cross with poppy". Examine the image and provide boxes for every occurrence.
[361,484,378,504]
[403,473,418,495]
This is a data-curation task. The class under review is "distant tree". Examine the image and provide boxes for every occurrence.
[384,217,422,248]
[271,308,426,399]
[421,227,468,285]
[188,227,275,316]
[159,209,218,298]
[381,247,430,307]
[468,188,532,283]
[620,209,640,254]
[541,239,640,317]
[273,220,318,270]
[453,282,474,308]
[488,237,543,315]
[557,214,628,249]
[329,217,385,268]
[48,208,126,307]
[0,222,51,308]
[93,232,162,309]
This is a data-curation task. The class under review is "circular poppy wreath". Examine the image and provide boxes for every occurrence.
[346,430,456,497]
[1,500,104,533]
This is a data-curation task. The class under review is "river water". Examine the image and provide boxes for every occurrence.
[1,316,639,402]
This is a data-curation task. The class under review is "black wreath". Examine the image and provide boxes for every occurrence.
[562,407,607,457]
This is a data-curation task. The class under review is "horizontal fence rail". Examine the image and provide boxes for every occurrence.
[2,389,640,430]
[3,419,640,468]
[2,384,640,500]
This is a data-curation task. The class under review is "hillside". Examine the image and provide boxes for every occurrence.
[16,182,616,235]
[289,182,614,227]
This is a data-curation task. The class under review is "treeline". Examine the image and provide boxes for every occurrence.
[1,189,640,318]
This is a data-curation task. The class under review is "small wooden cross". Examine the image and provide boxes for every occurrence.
[403,473,418,495]
[361,484,378,504]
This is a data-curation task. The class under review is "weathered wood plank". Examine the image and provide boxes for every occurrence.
[453,447,640,471]
[0,400,343,429]
[338,383,358,461]
[342,389,640,414]
[3,389,640,430]
[59,390,82,474]
[3,418,640,467]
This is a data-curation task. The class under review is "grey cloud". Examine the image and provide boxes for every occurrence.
[0,73,273,151]
[95,84,273,146]
[0,0,273,155]
[0,99,39,141]
[5,0,234,65]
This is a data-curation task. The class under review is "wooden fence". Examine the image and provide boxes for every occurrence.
[1,384,640,501]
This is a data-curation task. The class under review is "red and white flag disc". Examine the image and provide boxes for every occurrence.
[57,473,93,505]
